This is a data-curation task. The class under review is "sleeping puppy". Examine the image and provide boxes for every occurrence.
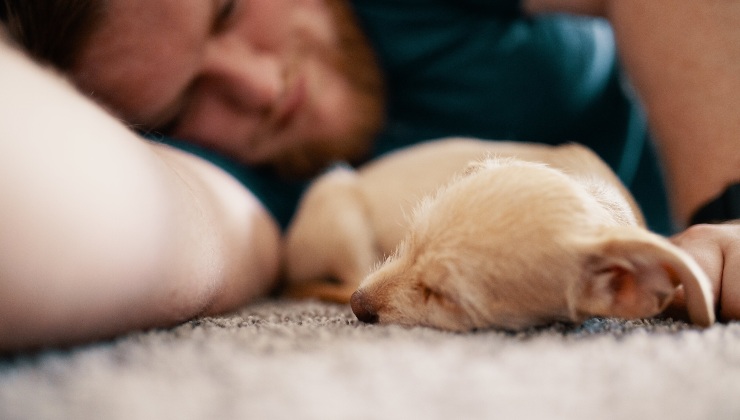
[284,138,584,302]
[284,138,715,329]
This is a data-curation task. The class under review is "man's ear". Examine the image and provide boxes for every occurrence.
[573,228,715,327]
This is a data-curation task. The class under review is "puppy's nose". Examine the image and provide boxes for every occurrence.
[350,289,379,324]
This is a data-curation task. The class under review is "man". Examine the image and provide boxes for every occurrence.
[65,0,663,230]
[0,0,738,350]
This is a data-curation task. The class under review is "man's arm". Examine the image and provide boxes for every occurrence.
[605,0,740,226]
[525,0,740,225]
[0,33,280,351]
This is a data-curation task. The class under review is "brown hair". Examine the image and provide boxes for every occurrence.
[0,0,105,69]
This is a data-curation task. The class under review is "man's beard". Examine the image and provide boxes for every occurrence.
[268,0,386,179]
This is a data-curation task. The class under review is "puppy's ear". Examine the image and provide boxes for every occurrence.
[574,228,715,327]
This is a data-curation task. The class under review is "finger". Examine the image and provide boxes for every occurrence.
[670,225,724,305]
[719,234,740,320]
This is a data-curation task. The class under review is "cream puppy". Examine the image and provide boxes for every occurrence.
[283,138,715,329]
[284,138,595,301]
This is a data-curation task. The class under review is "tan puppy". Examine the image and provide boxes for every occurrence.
[284,138,715,329]
[284,138,589,301]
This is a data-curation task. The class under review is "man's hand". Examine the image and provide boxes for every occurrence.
[669,222,740,321]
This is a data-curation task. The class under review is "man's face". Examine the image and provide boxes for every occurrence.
[72,0,384,177]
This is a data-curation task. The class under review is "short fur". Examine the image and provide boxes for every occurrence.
[283,138,714,330]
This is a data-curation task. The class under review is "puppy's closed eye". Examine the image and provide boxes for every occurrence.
[416,282,457,308]
[417,282,437,303]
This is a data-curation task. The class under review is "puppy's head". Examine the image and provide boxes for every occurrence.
[351,159,714,331]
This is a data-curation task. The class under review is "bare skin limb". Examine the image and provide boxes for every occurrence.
[669,222,740,321]
[606,0,740,225]
[526,0,740,225]
[0,38,281,351]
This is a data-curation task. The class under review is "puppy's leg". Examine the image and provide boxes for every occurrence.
[283,166,379,302]
[282,281,360,304]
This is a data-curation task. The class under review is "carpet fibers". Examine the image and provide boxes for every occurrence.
[2,299,740,420]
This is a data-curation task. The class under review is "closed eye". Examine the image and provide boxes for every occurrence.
[153,111,183,136]
[417,283,447,305]
[213,0,239,33]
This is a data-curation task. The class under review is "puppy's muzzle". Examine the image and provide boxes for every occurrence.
[350,290,379,324]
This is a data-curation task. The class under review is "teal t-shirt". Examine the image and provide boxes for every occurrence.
[155,1,672,233]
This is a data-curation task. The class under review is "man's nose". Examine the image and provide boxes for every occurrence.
[203,41,283,111]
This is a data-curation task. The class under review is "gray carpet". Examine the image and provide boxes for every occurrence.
[1,299,739,420]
